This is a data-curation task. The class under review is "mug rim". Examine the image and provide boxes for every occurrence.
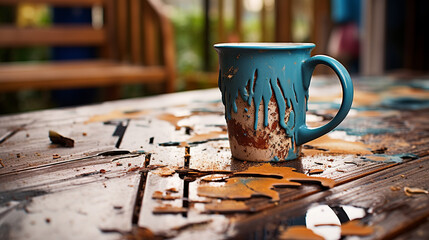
[214,42,315,50]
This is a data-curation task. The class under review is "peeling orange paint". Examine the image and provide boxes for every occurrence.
[198,177,258,200]
[205,200,250,213]
[235,164,335,187]
[308,169,324,175]
[157,113,188,130]
[279,226,324,240]
[340,220,374,236]
[153,204,187,214]
[198,164,335,201]
[201,174,230,182]
[363,155,387,162]
[187,131,227,142]
[303,135,372,156]
[386,86,429,99]
[152,190,180,200]
[308,90,381,108]
[85,109,147,123]
[151,166,176,177]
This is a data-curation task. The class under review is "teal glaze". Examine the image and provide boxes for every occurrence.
[215,43,353,160]
[298,55,354,145]
[382,97,429,110]
[336,127,395,136]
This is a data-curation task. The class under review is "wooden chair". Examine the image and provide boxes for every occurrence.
[0,0,176,95]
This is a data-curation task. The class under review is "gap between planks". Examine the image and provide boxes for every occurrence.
[231,156,429,239]
[132,153,152,224]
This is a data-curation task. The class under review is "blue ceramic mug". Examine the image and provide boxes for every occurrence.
[215,43,353,161]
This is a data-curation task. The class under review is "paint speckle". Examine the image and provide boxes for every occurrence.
[303,135,372,156]
[153,204,187,214]
[309,169,324,175]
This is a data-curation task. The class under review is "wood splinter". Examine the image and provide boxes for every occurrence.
[49,130,74,147]
[404,186,428,196]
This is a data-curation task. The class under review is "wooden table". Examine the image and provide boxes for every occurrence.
[1,76,428,240]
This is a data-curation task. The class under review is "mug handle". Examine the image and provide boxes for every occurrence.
[296,55,354,145]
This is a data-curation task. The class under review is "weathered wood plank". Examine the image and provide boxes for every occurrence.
[0,0,105,6]
[0,26,105,47]
[0,64,167,91]
[0,122,118,175]
[0,78,427,239]
[394,216,429,240]
[0,173,140,239]
[231,156,429,239]
[0,153,145,239]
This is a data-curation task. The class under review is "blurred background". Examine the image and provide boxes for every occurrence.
[0,0,428,114]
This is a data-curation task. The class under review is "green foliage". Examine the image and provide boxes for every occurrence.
[171,9,205,73]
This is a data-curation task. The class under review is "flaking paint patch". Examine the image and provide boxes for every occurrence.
[353,110,399,118]
[340,220,374,236]
[308,90,381,108]
[235,164,335,188]
[152,204,187,214]
[151,166,176,177]
[152,190,180,200]
[157,113,188,130]
[204,200,251,213]
[198,164,334,201]
[186,131,227,143]
[200,174,230,182]
[362,153,416,163]
[302,135,372,156]
[385,85,429,99]
[279,226,324,240]
[85,109,148,123]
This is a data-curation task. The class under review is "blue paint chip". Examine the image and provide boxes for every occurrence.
[382,97,429,110]
[335,127,395,136]
[362,153,417,163]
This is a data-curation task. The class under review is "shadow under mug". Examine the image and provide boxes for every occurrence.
[215,43,354,162]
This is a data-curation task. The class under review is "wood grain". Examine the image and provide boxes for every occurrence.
[0,26,105,47]
[0,78,427,239]
[231,156,429,239]
[0,0,177,94]
[0,62,166,91]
